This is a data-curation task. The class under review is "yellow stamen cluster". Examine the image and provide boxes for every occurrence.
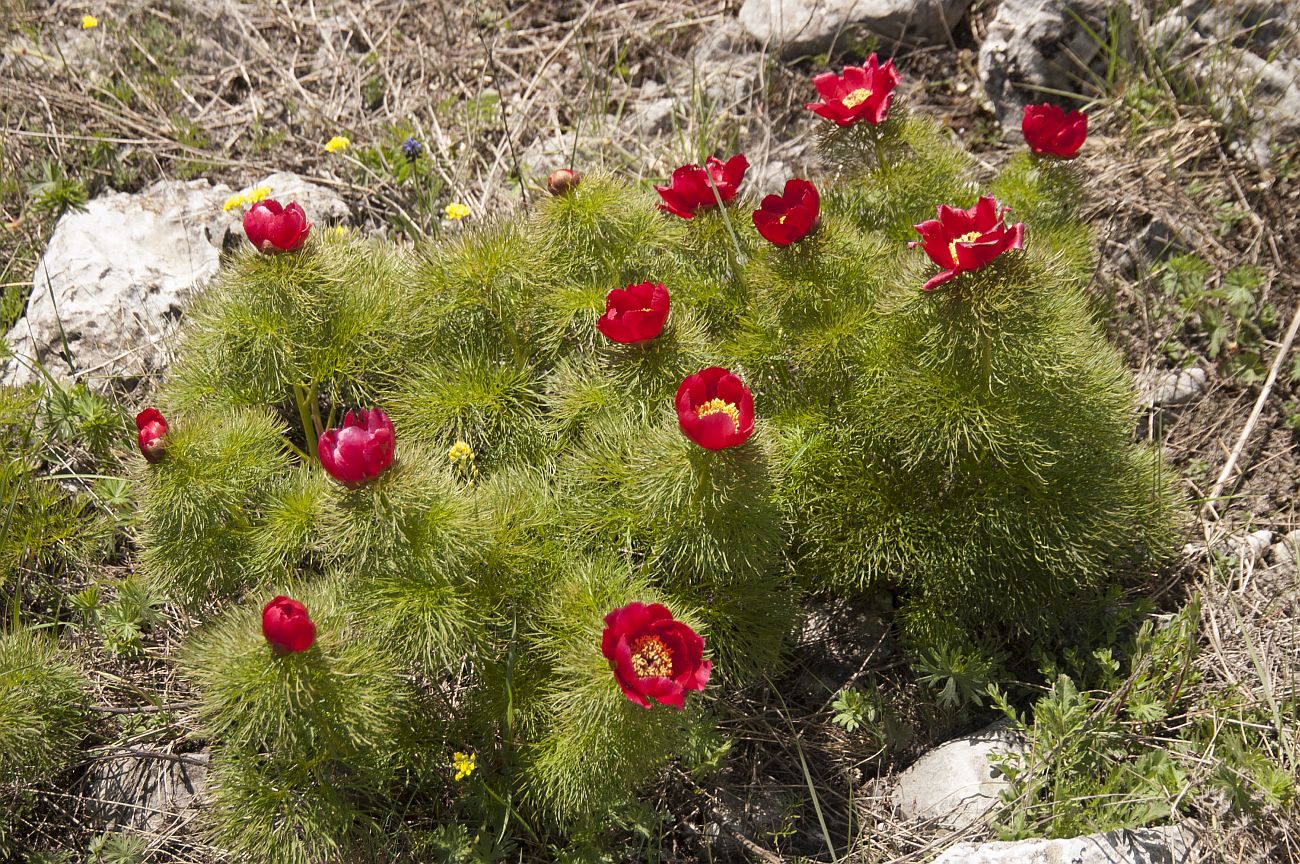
[452,751,476,781]
[947,230,983,263]
[629,635,673,679]
[841,87,873,109]
[696,397,740,430]
[325,135,350,154]
[444,202,471,221]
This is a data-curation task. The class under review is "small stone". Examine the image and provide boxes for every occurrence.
[1267,529,1300,566]
[82,751,208,833]
[932,824,1200,864]
[978,0,1115,128]
[1143,367,1207,407]
[739,0,972,56]
[892,720,1025,830]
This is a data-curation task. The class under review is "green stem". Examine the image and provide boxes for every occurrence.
[979,329,993,394]
[294,383,319,462]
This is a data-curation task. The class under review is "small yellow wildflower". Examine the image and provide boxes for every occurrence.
[331,225,351,238]
[447,440,474,462]
[81,15,98,29]
[324,135,350,154]
[452,751,476,781]
[247,185,272,203]
[444,202,471,221]
[222,193,247,213]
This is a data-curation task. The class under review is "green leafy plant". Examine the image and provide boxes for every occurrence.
[130,88,1177,859]
[0,628,88,786]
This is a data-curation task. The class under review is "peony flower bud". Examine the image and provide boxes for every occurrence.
[317,408,395,487]
[1021,103,1088,159]
[243,199,311,254]
[261,596,316,653]
[546,167,581,196]
[135,407,168,464]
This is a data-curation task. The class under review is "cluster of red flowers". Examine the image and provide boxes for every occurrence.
[142,56,1090,713]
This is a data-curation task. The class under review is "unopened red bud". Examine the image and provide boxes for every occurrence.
[547,168,581,196]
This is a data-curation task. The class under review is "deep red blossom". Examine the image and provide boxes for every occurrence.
[1021,104,1088,159]
[910,196,1025,292]
[601,602,711,709]
[676,367,755,450]
[243,199,311,254]
[597,281,670,344]
[262,596,316,653]
[135,407,168,463]
[654,154,749,219]
[318,409,395,487]
[752,178,820,247]
[805,53,901,127]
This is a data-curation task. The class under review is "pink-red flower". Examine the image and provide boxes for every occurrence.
[262,596,316,653]
[676,367,755,450]
[597,281,670,344]
[1021,103,1087,159]
[135,407,168,463]
[243,199,311,254]
[910,196,1025,292]
[654,154,749,219]
[318,409,395,487]
[806,53,901,127]
[752,178,820,247]
[601,602,711,709]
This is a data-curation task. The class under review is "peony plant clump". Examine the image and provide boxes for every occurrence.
[131,53,1176,861]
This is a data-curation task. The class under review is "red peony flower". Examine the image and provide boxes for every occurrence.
[654,154,749,219]
[601,602,711,709]
[318,409,395,487]
[597,281,670,344]
[1021,103,1087,159]
[676,367,755,450]
[135,407,168,463]
[805,53,901,127]
[243,199,312,254]
[262,595,316,653]
[910,196,1025,292]
[752,178,820,247]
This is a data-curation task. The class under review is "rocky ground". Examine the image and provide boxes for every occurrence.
[2,0,1299,861]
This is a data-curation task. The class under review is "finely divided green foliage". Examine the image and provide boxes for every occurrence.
[0,628,87,785]
[138,106,1176,853]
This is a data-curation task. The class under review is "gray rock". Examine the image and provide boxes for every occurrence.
[1216,528,1274,562]
[892,720,1025,830]
[1267,529,1300,566]
[82,751,208,833]
[1142,367,1207,407]
[932,824,1200,864]
[5,173,351,389]
[1147,2,1300,168]
[978,0,1115,128]
[683,17,763,108]
[4,179,231,388]
[739,0,971,56]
